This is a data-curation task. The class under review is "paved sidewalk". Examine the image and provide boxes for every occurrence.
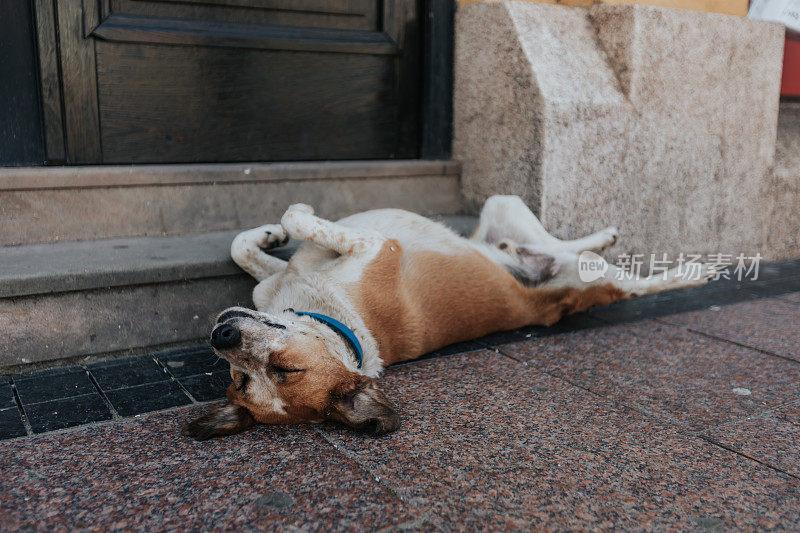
[1,274,799,529]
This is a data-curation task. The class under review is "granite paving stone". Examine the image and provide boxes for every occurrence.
[157,346,229,378]
[14,367,96,405]
[104,381,192,417]
[748,276,800,297]
[23,393,112,433]
[87,356,170,391]
[703,402,800,477]
[1,383,16,410]
[756,259,800,280]
[473,326,532,347]
[180,371,231,402]
[659,297,800,362]
[0,408,27,440]
[527,312,608,337]
[0,406,422,531]
[433,340,484,356]
[586,275,800,326]
[779,291,800,304]
[476,313,607,347]
[502,320,800,432]
[321,352,800,530]
[12,365,80,379]
[1,286,798,527]
[586,282,755,325]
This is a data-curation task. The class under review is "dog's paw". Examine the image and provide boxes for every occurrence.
[497,238,518,254]
[256,225,290,250]
[698,263,716,282]
[599,226,619,249]
[236,224,289,251]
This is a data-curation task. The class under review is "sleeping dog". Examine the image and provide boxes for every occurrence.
[184,195,710,440]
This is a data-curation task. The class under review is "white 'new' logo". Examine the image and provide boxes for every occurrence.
[578,251,608,283]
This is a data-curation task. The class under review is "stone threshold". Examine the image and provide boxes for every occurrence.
[0,231,243,299]
[0,159,461,191]
[1,257,798,441]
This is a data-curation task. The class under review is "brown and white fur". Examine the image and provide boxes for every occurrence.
[184,195,711,440]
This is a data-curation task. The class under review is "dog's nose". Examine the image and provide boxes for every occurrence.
[210,323,241,350]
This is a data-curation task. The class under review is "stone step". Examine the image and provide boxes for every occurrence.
[0,159,462,246]
[0,216,477,371]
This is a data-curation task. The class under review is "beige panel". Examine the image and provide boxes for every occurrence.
[457,0,749,17]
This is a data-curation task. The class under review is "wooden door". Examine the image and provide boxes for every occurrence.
[39,0,421,164]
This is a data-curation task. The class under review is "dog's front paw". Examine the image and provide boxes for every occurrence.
[598,226,619,249]
[604,227,619,245]
[235,224,288,250]
[256,225,289,250]
[231,225,289,263]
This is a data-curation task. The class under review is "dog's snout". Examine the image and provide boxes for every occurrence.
[210,323,241,350]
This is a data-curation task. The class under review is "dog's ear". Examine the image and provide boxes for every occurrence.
[327,378,400,436]
[182,403,254,441]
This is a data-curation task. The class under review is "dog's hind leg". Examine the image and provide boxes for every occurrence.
[606,263,715,297]
[231,224,289,281]
[548,253,713,298]
[473,195,618,254]
[533,255,714,324]
[280,203,385,256]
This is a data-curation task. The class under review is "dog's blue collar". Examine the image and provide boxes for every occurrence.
[295,311,363,369]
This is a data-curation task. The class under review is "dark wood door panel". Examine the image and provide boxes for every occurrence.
[38,0,421,164]
[96,42,402,163]
[111,0,379,31]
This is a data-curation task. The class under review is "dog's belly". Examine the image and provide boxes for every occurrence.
[349,239,535,364]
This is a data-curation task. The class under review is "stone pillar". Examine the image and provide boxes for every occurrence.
[454,1,794,259]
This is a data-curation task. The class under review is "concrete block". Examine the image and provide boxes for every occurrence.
[454,2,795,259]
[0,276,255,369]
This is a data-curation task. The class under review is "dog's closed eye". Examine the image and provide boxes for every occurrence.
[270,364,305,382]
